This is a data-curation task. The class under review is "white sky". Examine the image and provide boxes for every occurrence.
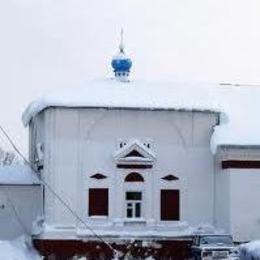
[0,0,260,153]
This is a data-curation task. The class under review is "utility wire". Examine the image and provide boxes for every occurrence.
[0,125,117,255]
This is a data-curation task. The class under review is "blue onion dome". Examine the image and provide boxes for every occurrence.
[111,50,132,73]
[111,29,132,81]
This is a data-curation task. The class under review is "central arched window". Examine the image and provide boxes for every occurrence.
[125,172,144,182]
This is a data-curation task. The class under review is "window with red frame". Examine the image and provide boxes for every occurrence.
[88,188,108,216]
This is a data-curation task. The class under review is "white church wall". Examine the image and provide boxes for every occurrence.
[229,169,260,242]
[214,167,231,233]
[44,108,79,227]
[216,147,260,242]
[35,107,218,234]
[0,185,42,240]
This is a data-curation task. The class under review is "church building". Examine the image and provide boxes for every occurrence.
[19,34,260,258]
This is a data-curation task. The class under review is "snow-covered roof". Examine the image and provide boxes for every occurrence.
[22,79,220,126]
[22,79,260,152]
[0,165,40,185]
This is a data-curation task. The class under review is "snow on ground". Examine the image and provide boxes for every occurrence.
[239,240,260,259]
[0,164,40,185]
[22,79,260,153]
[0,236,41,260]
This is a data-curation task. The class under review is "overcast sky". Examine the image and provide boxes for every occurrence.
[0,0,260,153]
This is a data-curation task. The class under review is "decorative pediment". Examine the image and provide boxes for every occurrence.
[124,150,145,158]
[114,140,156,169]
[162,174,179,181]
[90,173,107,180]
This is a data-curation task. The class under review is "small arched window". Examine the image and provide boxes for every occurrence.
[125,172,144,182]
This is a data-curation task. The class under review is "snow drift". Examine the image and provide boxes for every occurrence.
[239,240,260,260]
[0,236,40,260]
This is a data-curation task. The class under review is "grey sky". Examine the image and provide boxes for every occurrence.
[0,0,260,153]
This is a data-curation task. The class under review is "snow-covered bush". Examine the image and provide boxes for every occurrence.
[239,240,260,260]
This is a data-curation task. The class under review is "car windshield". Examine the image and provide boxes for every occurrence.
[200,236,233,246]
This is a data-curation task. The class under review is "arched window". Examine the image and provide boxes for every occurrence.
[125,172,144,182]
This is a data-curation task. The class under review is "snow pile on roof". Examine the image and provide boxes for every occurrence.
[0,165,40,185]
[22,79,260,151]
[210,86,260,152]
[0,236,41,260]
[239,240,260,259]
[22,79,220,126]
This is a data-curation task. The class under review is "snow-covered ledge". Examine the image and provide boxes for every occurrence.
[123,218,146,224]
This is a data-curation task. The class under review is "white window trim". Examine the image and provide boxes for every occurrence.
[125,191,143,219]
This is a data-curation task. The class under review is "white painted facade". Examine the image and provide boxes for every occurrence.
[28,106,224,239]
[215,147,260,242]
[22,81,260,243]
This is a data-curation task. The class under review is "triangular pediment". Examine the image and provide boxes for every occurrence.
[124,150,145,158]
[90,173,107,180]
[114,140,155,168]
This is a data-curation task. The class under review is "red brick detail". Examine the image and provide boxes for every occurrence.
[222,160,260,169]
[33,239,193,259]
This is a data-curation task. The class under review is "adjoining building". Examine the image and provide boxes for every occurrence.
[0,165,42,240]
[12,35,260,258]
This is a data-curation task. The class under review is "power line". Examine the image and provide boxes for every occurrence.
[0,124,118,256]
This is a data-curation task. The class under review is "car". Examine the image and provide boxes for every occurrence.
[191,234,240,260]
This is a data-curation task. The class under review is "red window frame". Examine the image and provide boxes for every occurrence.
[88,188,108,216]
[160,189,180,221]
